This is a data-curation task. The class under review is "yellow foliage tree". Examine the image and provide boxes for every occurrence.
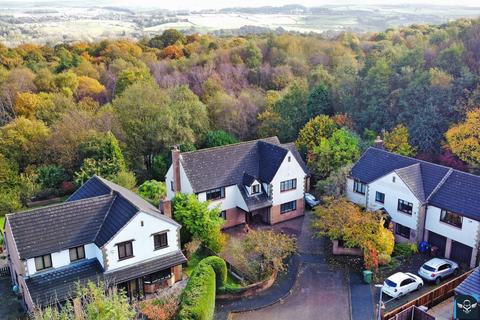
[14,92,41,119]
[383,124,416,157]
[445,108,480,166]
[75,76,105,99]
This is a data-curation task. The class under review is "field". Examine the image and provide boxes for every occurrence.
[1,3,479,45]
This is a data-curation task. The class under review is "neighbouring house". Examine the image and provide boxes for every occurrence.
[455,267,479,297]
[347,146,480,268]
[3,176,186,312]
[163,137,310,228]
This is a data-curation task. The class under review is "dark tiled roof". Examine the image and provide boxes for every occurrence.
[26,259,104,307]
[455,268,480,296]
[180,137,308,193]
[7,195,114,259]
[242,173,256,187]
[395,164,426,202]
[105,251,187,284]
[429,171,480,221]
[238,184,272,211]
[8,176,180,259]
[94,195,139,247]
[350,147,480,220]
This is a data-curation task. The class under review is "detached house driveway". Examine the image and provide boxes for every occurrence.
[217,211,352,320]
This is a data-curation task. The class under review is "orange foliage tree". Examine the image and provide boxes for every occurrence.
[161,45,184,59]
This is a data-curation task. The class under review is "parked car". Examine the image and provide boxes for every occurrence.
[418,258,459,285]
[382,272,423,298]
[304,193,320,209]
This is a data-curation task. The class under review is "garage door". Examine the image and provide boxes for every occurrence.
[450,241,472,266]
[428,231,447,257]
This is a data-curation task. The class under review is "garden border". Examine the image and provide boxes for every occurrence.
[217,271,277,299]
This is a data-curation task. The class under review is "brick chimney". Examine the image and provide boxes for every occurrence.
[172,145,181,193]
[374,136,384,150]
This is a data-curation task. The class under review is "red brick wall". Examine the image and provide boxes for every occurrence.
[221,207,246,229]
[270,198,304,225]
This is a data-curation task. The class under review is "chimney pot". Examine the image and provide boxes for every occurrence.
[374,136,384,149]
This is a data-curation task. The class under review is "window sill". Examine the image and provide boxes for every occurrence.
[207,197,225,202]
[375,200,384,204]
[154,246,169,251]
[35,267,53,273]
[118,256,134,262]
[280,189,296,193]
[439,220,462,229]
[398,210,413,216]
[70,258,86,263]
[353,191,365,195]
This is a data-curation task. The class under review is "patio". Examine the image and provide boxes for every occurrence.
[427,296,454,320]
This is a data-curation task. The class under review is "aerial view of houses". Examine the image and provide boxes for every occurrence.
[0,1,479,320]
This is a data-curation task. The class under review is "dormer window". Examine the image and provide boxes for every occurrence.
[153,232,169,250]
[251,184,260,195]
[35,254,52,271]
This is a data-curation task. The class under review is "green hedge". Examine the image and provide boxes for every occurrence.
[178,257,227,320]
[197,256,227,288]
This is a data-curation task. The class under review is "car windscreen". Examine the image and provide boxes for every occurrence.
[385,279,397,287]
[305,195,315,201]
[422,264,436,272]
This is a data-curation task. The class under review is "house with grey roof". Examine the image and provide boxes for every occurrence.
[347,146,480,268]
[3,176,186,312]
[164,137,310,228]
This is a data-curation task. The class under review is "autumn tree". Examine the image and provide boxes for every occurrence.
[445,108,480,167]
[0,117,50,170]
[312,197,394,269]
[383,124,416,156]
[115,67,153,96]
[0,153,21,215]
[244,41,262,69]
[75,76,105,100]
[149,29,186,49]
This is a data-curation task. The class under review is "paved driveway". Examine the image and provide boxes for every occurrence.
[233,262,350,320]
[229,211,351,320]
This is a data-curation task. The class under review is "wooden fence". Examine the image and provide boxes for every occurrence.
[383,269,475,320]
[0,265,10,278]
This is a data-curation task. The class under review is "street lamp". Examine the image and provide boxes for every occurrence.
[375,284,384,320]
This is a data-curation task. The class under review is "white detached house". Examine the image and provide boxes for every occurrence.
[3,176,186,311]
[347,146,480,268]
[163,137,310,228]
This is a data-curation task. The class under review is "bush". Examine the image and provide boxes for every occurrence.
[138,180,166,206]
[393,243,417,258]
[140,290,181,320]
[178,263,216,320]
[198,256,227,288]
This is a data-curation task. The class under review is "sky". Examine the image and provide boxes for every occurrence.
[3,0,480,10]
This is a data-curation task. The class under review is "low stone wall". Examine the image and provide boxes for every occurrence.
[332,239,363,256]
[216,271,277,300]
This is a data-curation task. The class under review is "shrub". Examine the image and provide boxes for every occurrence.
[378,253,392,266]
[230,230,297,282]
[198,256,227,288]
[140,290,180,320]
[178,263,216,320]
[393,243,417,258]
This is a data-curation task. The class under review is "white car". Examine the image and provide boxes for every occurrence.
[382,272,423,298]
[418,258,459,284]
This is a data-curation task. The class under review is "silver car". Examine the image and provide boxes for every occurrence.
[418,258,459,284]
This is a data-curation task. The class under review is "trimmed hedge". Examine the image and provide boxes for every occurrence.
[178,256,227,320]
[198,256,227,288]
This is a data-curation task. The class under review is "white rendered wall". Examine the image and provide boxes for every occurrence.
[27,243,101,276]
[346,178,367,207]
[165,162,194,200]
[271,151,306,206]
[367,172,421,231]
[104,211,180,271]
[197,185,248,212]
[425,206,479,248]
